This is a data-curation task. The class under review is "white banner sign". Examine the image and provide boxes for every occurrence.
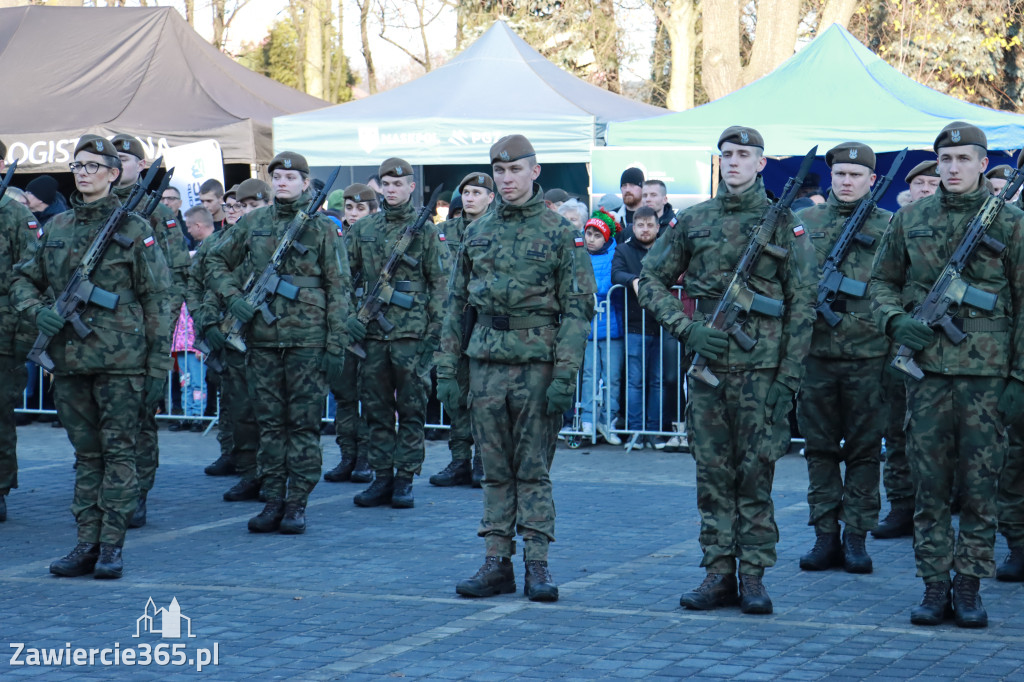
[163,140,224,210]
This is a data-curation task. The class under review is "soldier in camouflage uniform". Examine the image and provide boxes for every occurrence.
[12,134,172,578]
[873,160,940,540]
[430,172,495,489]
[869,122,1024,628]
[0,140,42,523]
[345,159,451,509]
[439,135,596,602]
[795,142,890,574]
[639,126,816,615]
[208,152,352,534]
[109,134,191,529]
[187,179,269,503]
[323,183,376,484]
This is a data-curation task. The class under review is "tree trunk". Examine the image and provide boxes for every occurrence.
[304,0,325,98]
[664,0,697,110]
[184,0,194,26]
[212,0,226,50]
[591,0,621,93]
[417,0,432,71]
[700,0,741,101]
[818,0,858,31]
[358,0,377,93]
[743,0,799,84]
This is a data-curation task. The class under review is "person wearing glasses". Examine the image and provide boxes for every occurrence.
[160,186,192,248]
[222,185,243,227]
[110,134,191,531]
[12,134,173,579]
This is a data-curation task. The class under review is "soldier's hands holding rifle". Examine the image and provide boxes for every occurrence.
[204,326,226,352]
[889,314,935,351]
[683,323,729,360]
[344,315,367,343]
[227,297,256,324]
[35,308,66,337]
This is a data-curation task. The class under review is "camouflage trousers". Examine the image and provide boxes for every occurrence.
[214,356,234,459]
[223,349,259,480]
[999,423,1024,547]
[135,377,164,495]
[55,374,143,547]
[882,379,914,508]
[447,356,474,462]
[247,348,326,505]
[0,354,26,494]
[796,356,884,535]
[359,339,428,477]
[687,369,788,576]
[469,359,560,562]
[906,376,1006,581]
[332,349,368,460]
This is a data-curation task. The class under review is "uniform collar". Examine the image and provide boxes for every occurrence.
[715,176,768,212]
[273,191,309,220]
[70,192,120,222]
[826,190,862,216]
[497,184,546,220]
[938,177,988,212]
[382,198,416,223]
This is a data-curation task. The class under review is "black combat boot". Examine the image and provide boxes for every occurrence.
[952,574,987,628]
[204,454,236,477]
[392,476,415,508]
[524,560,559,602]
[128,493,147,529]
[323,452,356,482]
[350,453,373,483]
[872,504,914,539]
[679,573,739,610]
[842,530,873,574]
[0,493,6,523]
[799,532,842,571]
[910,580,952,625]
[456,557,516,598]
[429,460,471,487]
[738,574,773,614]
[94,544,124,580]
[248,500,285,533]
[471,452,484,489]
[354,474,394,507]
[223,478,261,502]
[49,543,100,577]
[996,546,1024,582]
[279,502,306,534]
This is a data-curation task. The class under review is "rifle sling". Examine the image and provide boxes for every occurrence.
[393,280,424,293]
[283,276,322,288]
[952,317,1009,333]
[830,298,872,314]
[476,314,558,331]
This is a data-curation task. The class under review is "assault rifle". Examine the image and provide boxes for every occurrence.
[891,168,1024,381]
[220,166,341,353]
[27,157,164,372]
[0,160,19,204]
[686,146,818,388]
[140,167,175,219]
[348,184,444,360]
[815,148,907,326]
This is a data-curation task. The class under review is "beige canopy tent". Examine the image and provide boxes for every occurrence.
[0,5,326,173]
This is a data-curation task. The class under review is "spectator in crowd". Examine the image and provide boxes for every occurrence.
[198,178,226,229]
[6,186,28,207]
[896,189,912,207]
[24,175,68,226]
[611,206,663,447]
[544,188,569,212]
[642,179,675,232]
[614,167,644,239]
[366,173,382,195]
[579,208,623,446]
[160,185,191,247]
[598,193,622,215]
[557,198,588,230]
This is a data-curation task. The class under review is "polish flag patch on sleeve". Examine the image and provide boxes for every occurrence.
[793,225,806,237]
[166,219,177,229]
[29,220,43,239]
[143,236,156,247]
[337,227,344,237]
[574,236,585,248]
[438,232,446,242]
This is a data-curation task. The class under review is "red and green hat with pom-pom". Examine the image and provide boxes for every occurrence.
[584,207,621,242]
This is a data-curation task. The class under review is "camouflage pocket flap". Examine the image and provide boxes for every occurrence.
[296,287,327,309]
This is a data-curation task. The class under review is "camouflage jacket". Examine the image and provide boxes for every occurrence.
[439,206,490,254]
[437,185,597,378]
[113,184,189,311]
[206,191,352,354]
[638,176,817,391]
[184,228,235,333]
[799,192,891,360]
[869,181,1024,381]
[346,199,451,342]
[11,193,172,376]
[0,196,42,356]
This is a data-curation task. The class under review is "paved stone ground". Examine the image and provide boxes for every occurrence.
[2,422,1023,680]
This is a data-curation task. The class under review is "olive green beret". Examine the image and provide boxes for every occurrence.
[933,121,987,152]
[490,134,536,164]
[343,183,376,204]
[544,188,569,203]
[826,142,876,171]
[111,133,146,160]
[223,184,240,199]
[717,126,764,150]
[904,160,939,183]
[986,164,1015,181]
[459,172,495,194]
[75,134,117,158]
[269,151,309,174]
[379,157,413,178]
[235,178,271,202]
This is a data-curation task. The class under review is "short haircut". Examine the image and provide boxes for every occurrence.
[366,173,380,184]
[634,206,658,221]
[557,198,587,223]
[198,179,224,197]
[643,179,667,193]
[163,186,181,198]
[184,205,214,225]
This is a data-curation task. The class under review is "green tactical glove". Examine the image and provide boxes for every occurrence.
[415,337,439,379]
[323,351,346,389]
[998,379,1024,425]
[228,297,255,323]
[345,315,367,343]
[437,376,464,410]
[889,314,935,351]
[143,376,165,411]
[683,323,730,360]
[204,326,226,352]
[765,380,795,426]
[545,376,576,416]
[35,307,66,337]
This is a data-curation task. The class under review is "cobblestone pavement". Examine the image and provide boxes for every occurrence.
[2,422,1023,680]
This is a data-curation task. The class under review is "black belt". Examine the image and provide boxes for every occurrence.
[477,314,558,331]
[393,281,424,293]
[953,317,1010,332]
[831,298,872,314]
[283,276,322,288]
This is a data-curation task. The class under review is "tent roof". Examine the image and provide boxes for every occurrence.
[607,24,1024,154]
[273,20,666,165]
[0,6,326,172]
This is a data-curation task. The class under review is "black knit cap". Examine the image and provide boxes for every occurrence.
[619,167,644,187]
